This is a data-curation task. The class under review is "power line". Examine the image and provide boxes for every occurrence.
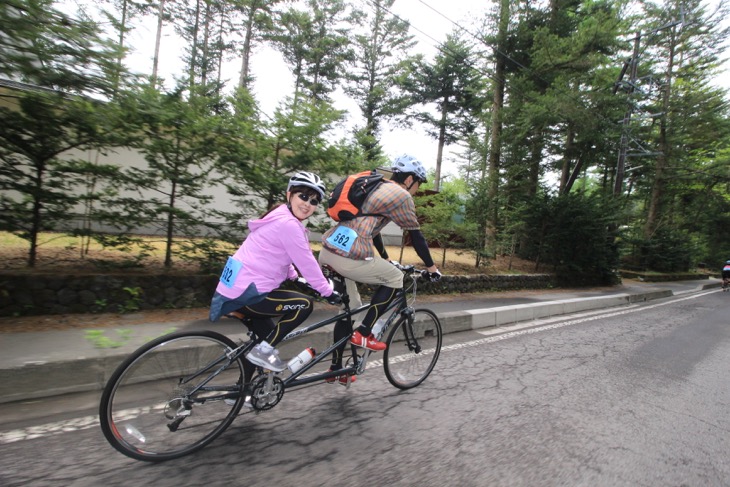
[362,0,691,185]
[361,0,626,160]
[360,0,501,84]
[366,0,626,122]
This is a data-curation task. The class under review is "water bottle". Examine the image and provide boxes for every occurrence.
[287,347,316,373]
[372,317,387,338]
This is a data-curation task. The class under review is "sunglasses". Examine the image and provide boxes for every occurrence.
[295,192,320,206]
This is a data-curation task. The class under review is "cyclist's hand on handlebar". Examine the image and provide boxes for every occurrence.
[294,277,314,291]
[325,290,342,305]
[421,269,442,282]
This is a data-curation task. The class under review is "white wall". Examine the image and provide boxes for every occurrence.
[59,146,404,244]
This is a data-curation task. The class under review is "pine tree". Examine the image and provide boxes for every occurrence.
[0,0,124,266]
[406,33,484,190]
[344,0,418,163]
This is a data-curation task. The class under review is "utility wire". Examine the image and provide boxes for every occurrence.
[369,0,619,114]
[361,0,504,87]
[363,0,689,163]
[415,0,537,85]
[362,0,625,155]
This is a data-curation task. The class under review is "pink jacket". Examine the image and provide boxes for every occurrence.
[215,204,333,299]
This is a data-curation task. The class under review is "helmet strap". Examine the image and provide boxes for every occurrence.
[405,175,419,191]
[285,193,306,221]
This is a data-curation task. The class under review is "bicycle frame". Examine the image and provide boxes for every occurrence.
[188,268,420,399]
[275,268,420,388]
[99,266,440,461]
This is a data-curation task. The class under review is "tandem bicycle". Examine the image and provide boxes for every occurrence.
[99,264,442,462]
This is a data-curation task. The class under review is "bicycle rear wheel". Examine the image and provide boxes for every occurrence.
[99,330,245,462]
[383,309,442,389]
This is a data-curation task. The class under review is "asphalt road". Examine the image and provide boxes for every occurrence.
[1,289,728,486]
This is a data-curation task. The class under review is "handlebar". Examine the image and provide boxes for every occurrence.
[391,262,415,274]
[301,263,436,302]
[391,262,441,282]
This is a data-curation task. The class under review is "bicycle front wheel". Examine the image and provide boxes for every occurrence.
[383,309,442,389]
[99,330,245,462]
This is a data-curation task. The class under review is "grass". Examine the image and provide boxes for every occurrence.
[1,231,539,275]
[1,231,172,258]
[1,231,235,273]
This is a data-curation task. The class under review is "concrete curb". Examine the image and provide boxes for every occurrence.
[0,287,691,404]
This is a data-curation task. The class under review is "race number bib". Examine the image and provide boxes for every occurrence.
[326,226,358,253]
[219,257,243,288]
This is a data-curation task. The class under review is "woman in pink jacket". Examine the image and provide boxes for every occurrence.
[209,171,341,372]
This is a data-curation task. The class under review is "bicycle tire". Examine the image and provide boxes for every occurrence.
[99,330,245,462]
[383,309,442,389]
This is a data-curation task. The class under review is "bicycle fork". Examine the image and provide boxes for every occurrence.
[400,308,421,353]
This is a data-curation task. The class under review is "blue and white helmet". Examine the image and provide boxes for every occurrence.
[287,171,326,199]
[391,154,427,183]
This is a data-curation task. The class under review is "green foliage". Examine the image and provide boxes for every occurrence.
[515,192,621,285]
[215,90,350,225]
[622,227,694,273]
[118,286,143,313]
[345,0,418,162]
[0,92,123,266]
[404,32,484,187]
[0,1,127,267]
[268,0,354,102]
[84,329,132,349]
[2,0,729,280]
[114,83,222,267]
[461,179,491,267]
[0,0,123,95]
[407,33,483,143]
[84,327,178,348]
[415,179,469,268]
[93,298,108,312]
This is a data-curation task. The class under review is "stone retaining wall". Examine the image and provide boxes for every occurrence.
[0,272,557,317]
[618,271,710,282]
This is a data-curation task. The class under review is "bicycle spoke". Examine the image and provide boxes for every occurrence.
[383,309,442,389]
[99,331,245,462]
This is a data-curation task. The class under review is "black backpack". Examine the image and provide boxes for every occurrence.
[326,170,385,222]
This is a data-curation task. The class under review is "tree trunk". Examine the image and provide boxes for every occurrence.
[165,178,176,267]
[527,132,542,197]
[238,3,257,90]
[113,0,128,93]
[201,0,212,87]
[216,14,224,86]
[189,0,202,92]
[485,0,509,258]
[152,0,165,85]
[434,99,448,191]
[614,33,641,196]
[559,124,574,193]
[645,28,676,238]
[28,164,45,268]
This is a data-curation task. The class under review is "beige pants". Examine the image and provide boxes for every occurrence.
[318,247,403,309]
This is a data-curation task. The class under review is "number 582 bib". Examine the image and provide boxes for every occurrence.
[326,226,358,253]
